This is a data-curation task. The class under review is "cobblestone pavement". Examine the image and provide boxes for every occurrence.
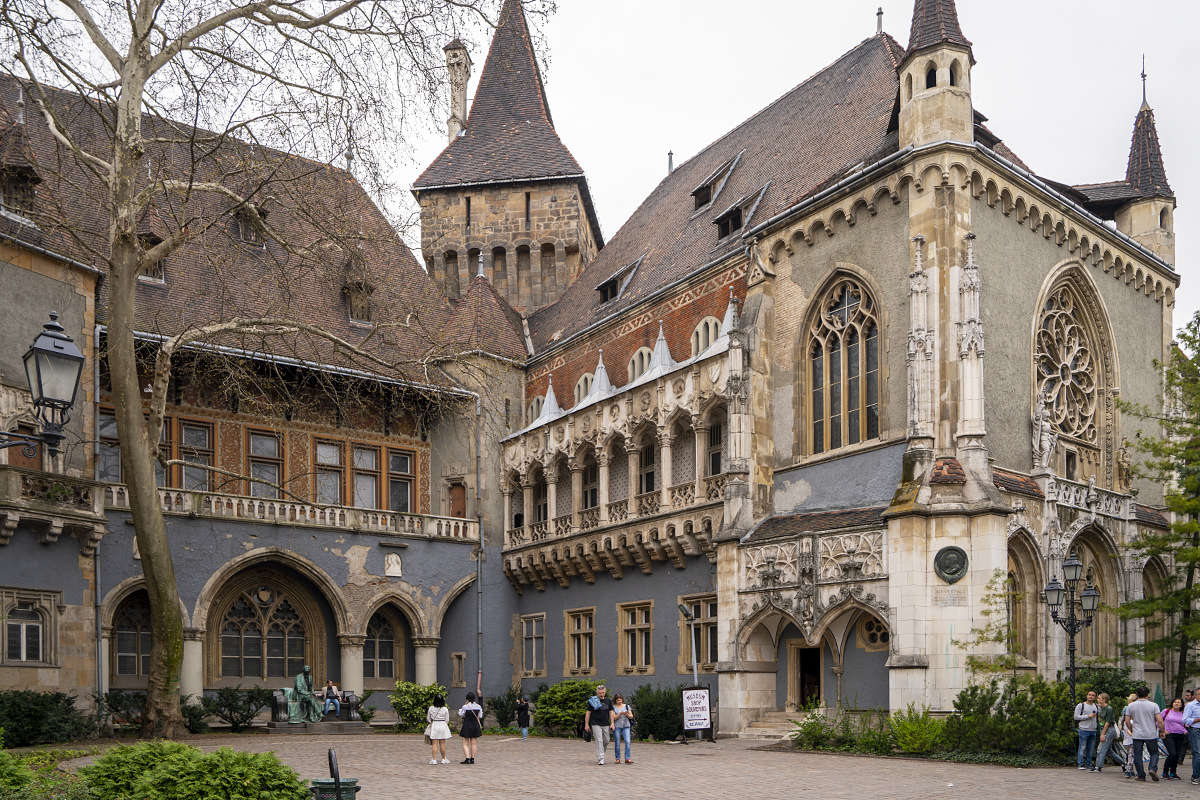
[171,733,1200,800]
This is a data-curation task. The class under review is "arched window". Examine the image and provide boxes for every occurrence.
[528,395,544,423]
[949,59,960,87]
[905,72,913,102]
[691,317,722,356]
[925,64,937,89]
[219,585,307,680]
[363,611,399,681]
[807,277,880,454]
[114,593,152,678]
[638,436,657,494]
[574,373,594,405]
[628,347,653,382]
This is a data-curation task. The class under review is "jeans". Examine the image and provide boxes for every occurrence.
[614,726,631,760]
[323,698,341,716]
[1077,729,1097,767]
[1133,738,1160,778]
[1164,732,1187,776]
[591,725,611,763]
[1096,732,1114,769]
[1190,727,1200,779]
[520,726,529,740]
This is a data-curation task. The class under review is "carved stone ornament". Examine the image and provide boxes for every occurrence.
[933,546,969,584]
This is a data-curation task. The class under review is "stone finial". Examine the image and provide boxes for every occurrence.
[444,39,472,143]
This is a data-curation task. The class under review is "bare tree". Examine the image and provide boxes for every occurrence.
[0,0,520,736]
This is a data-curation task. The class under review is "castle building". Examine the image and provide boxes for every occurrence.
[0,0,1182,736]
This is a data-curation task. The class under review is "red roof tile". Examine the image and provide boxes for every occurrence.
[929,457,966,484]
[447,275,529,361]
[992,469,1044,499]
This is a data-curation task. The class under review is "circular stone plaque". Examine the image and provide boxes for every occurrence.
[934,546,969,584]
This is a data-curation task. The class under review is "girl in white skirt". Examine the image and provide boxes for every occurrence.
[427,695,452,764]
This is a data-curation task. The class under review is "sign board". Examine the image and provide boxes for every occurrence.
[682,687,711,731]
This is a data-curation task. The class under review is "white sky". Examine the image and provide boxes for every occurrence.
[402,0,1197,338]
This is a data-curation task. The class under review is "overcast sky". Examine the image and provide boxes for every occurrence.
[402,0,1196,338]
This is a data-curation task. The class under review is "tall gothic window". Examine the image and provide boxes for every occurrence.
[219,585,306,680]
[114,594,152,677]
[807,278,880,454]
[363,612,396,680]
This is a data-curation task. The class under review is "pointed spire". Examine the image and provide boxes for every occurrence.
[1125,89,1173,199]
[535,374,562,423]
[413,0,583,189]
[719,286,739,337]
[906,0,973,60]
[582,349,614,404]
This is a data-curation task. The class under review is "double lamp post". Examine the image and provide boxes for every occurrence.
[1044,550,1100,705]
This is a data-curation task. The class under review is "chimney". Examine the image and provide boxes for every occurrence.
[668,150,674,175]
[876,7,883,35]
[444,39,472,143]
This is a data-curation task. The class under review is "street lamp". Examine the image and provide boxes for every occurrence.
[1,313,85,460]
[1044,550,1100,704]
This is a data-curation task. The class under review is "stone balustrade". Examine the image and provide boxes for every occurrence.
[580,507,600,530]
[104,484,478,541]
[1051,477,1133,519]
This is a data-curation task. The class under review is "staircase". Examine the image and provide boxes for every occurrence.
[735,710,801,740]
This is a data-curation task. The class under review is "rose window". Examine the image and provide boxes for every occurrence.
[1036,289,1097,442]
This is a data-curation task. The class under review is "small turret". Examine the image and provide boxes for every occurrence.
[897,0,974,148]
[444,39,472,143]
[1114,72,1175,264]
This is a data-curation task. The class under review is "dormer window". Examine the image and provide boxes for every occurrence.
[598,279,619,303]
[690,151,743,214]
[693,184,712,209]
[233,208,265,246]
[137,234,166,281]
[344,281,374,323]
[716,207,743,239]
[595,255,644,304]
[1,170,36,216]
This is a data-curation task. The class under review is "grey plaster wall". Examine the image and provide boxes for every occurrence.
[773,442,905,514]
[512,555,717,701]
[0,263,89,473]
[773,195,912,466]
[839,627,888,709]
[970,196,1172,501]
[2,525,89,605]
[436,549,517,709]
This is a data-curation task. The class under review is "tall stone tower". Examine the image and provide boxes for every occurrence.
[413,0,603,311]
[897,0,974,148]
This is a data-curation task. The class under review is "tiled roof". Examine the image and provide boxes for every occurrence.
[1126,104,1173,199]
[906,0,972,59]
[744,506,887,543]
[1134,504,1169,527]
[1073,180,1143,204]
[412,0,583,189]
[527,34,905,352]
[929,457,966,484]
[0,75,457,385]
[447,275,529,361]
[992,469,1044,499]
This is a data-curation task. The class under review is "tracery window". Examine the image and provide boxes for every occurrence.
[114,593,152,677]
[807,278,880,454]
[363,612,396,680]
[219,585,306,680]
[1035,288,1098,444]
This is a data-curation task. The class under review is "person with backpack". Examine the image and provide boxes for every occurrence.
[1074,690,1099,771]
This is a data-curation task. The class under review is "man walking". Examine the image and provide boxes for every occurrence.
[1124,686,1167,781]
[1074,690,1099,771]
[584,685,615,765]
[1182,687,1200,784]
[1094,693,1116,773]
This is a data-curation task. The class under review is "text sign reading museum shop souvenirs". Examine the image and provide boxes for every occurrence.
[682,687,712,731]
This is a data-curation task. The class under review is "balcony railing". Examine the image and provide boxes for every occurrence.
[502,474,727,549]
[104,485,478,541]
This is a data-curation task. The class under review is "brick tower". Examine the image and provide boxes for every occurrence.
[414,0,603,312]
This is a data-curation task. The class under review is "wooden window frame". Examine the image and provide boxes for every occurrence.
[678,593,718,674]
[617,600,654,676]
[521,613,546,678]
[176,419,214,492]
[451,651,467,687]
[1,588,60,667]
[247,430,283,499]
[314,439,344,505]
[387,449,414,514]
[563,607,596,676]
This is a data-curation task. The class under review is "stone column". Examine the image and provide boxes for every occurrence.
[659,429,674,508]
[482,249,495,286]
[413,637,440,685]
[180,628,204,700]
[627,449,639,509]
[546,466,558,522]
[339,634,365,696]
[597,451,611,524]
[502,485,513,539]
[522,477,534,529]
[99,628,112,696]
[570,461,584,530]
[694,423,709,500]
[555,243,568,303]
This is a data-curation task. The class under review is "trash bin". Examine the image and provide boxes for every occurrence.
[310,778,360,799]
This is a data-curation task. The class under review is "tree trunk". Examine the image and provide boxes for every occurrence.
[1174,526,1197,700]
[107,54,187,738]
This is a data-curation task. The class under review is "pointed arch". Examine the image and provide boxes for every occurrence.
[1007,527,1043,665]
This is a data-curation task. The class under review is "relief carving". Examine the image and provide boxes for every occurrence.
[818,532,884,580]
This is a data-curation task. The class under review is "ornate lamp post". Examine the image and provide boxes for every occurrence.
[1045,550,1101,704]
[1,313,85,460]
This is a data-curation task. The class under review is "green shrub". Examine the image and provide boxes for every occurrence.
[485,684,522,729]
[0,749,34,793]
[95,690,145,731]
[941,676,1074,762]
[81,740,198,800]
[130,747,307,800]
[389,682,447,730]
[942,680,1003,751]
[790,711,834,749]
[533,678,603,735]
[853,711,896,755]
[200,686,272,733]
[0,691,96,747]
[889,703,944,754]
[180,695,210,734]
[628,684,684,742]
[356,690,377,724]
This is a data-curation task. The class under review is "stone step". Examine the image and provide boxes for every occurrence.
[265,720,374,735]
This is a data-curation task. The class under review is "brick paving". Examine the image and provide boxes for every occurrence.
[167,732,1200,800]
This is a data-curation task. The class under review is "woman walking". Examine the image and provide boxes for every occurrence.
[612,693,634,763]
[516,695,532,741]
[1163,697,1187,779]
[426,695,452,765]
[458,691,483,764]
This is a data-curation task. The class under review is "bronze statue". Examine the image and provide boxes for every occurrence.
[286,665,323,723]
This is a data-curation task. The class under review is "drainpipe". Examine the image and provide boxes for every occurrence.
[475,395,483,700]
[93,323,104,706]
